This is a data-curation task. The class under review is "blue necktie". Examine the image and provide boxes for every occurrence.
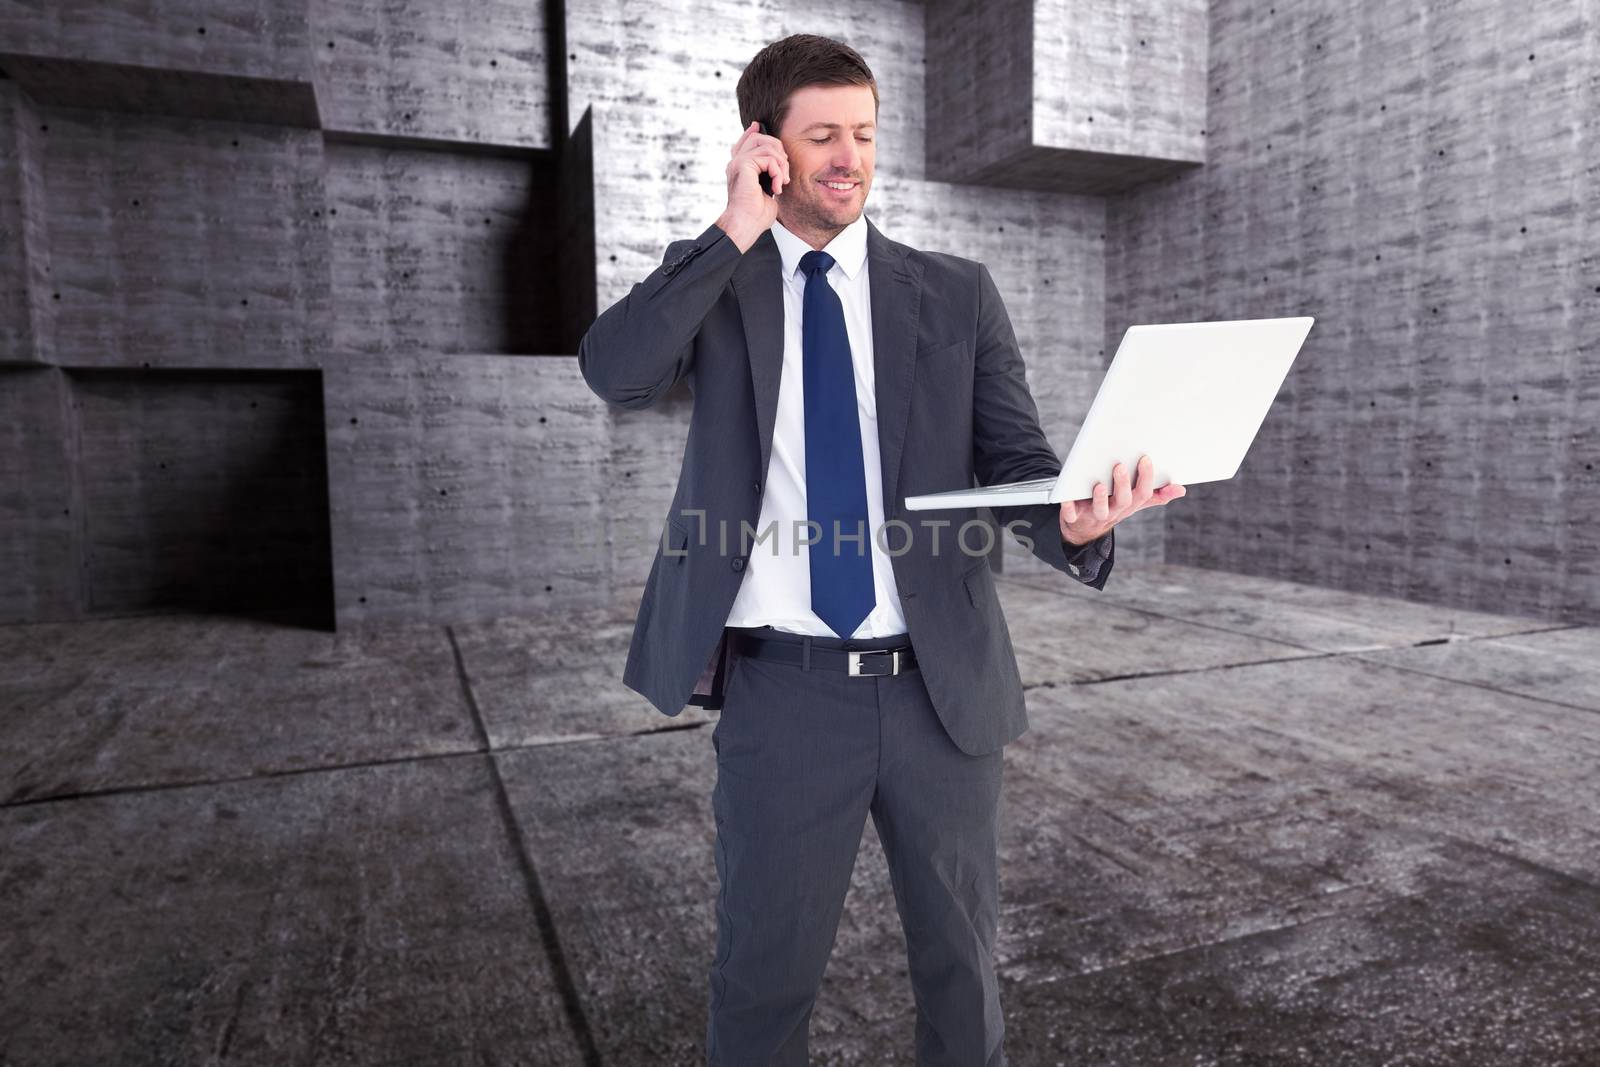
[799,249,875,639]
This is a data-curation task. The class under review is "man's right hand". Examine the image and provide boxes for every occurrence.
[716,120,789,253]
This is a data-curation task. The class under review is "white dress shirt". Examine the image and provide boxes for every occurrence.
[723,213,910,638]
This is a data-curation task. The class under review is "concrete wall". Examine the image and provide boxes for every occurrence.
[0,0,564,627]
[2,0,1591,629]
[1107,0,1599,623]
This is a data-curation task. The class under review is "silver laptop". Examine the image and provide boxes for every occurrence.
[904,316,1315,510]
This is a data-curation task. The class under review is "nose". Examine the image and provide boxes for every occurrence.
[832,141,863,176]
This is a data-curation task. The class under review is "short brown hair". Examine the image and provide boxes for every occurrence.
[737,34,879,139]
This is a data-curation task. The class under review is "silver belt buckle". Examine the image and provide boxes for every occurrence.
[847,649,901,676]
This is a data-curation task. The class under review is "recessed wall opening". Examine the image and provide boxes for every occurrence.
[68,366,335,630]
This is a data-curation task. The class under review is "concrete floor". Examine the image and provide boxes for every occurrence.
[2,565,1598,1066]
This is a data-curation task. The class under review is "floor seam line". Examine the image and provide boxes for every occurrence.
[446,624,603,1067]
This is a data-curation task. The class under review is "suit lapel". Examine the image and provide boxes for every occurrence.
[731,214,924,517]
[865,216,923,516]
[730,231,783,485]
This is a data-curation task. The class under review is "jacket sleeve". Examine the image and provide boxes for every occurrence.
[577,221,745,410]
[971,262,1115,590]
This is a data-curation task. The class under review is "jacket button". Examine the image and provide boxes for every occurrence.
[752,481,761,494]
[731,557,745,572]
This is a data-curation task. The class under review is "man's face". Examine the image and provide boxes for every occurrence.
[774,83,877,234]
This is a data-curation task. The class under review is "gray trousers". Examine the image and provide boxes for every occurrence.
[706,625,1006,1066]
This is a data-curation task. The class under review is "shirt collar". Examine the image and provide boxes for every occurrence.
[771,212,869,282]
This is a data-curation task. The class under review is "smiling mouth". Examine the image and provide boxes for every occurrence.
[820,180,859,193]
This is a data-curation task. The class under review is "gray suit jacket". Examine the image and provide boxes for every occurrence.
[578,215,1114,756]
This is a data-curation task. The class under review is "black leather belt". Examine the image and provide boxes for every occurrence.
[732,631,919,676]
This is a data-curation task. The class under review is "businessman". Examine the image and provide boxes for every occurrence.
[578,33,1186,1067]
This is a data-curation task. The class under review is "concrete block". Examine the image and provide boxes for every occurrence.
[927,0,1207,195]
[38,107,333,368]
[322,353,612,626]
[0,367,81,622]
[0,83,53,364]
[324,141,563,355]
[0,0,318,126]
[311,0,552,148]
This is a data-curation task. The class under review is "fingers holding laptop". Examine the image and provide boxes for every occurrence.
[1060,454,1187,546]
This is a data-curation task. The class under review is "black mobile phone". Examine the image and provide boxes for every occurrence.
[756,120,775,197]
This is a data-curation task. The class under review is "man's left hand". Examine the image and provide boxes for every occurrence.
[1061,454,1187,547]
